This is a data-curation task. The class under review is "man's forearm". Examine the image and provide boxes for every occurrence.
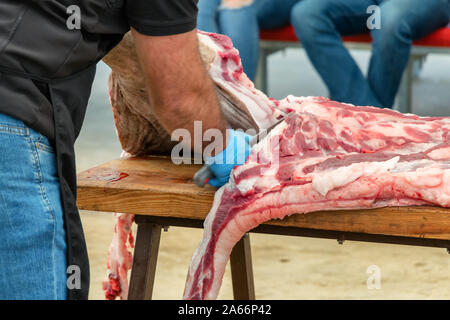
[131,28,228,149]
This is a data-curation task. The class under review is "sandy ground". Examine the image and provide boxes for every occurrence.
[76,50,450,300]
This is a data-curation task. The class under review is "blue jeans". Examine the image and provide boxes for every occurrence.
[198,0,299,80]
[0,113,67,299]
[291,0,450,108]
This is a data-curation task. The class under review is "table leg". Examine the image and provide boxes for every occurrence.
[128,222,162,300]
[230,233,256,300]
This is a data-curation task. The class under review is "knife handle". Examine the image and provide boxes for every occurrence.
[193,165,214,187]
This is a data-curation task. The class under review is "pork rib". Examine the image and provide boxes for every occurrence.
[183,97,450,300]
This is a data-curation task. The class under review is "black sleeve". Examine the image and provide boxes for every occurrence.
[126,0,199,36]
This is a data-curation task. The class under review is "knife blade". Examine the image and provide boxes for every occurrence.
[193,113,293,187]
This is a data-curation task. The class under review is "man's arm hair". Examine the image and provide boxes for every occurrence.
[131,28,228,150]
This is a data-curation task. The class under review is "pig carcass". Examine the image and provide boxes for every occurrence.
[101,31,450,300]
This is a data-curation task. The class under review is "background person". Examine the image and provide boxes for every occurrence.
[291,0,450,108]
[198,0,299,80]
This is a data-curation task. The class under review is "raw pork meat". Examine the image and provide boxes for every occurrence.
[101,30,284,299]
[102,212,134,300]
[101,31,449,300]
[183,97,450,300]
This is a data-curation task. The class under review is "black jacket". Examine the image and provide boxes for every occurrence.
[0,0,128,300]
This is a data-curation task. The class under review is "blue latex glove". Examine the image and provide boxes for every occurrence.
[205,129,253,188]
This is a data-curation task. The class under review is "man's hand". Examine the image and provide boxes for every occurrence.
[205,129,252,187]
[131,28,228,150]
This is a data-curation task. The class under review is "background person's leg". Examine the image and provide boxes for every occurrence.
[291,0,383,107]
[369,0,450,108]
[256,0,300,30]
[197,0,222,33]
[0,113,67,300]
[219,0,259,80]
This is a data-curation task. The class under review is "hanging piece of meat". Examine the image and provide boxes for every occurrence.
[101,31,449,300]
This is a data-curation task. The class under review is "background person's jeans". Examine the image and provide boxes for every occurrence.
[198,0,299,81]
[0,113,67,299]
[292,0,450,108]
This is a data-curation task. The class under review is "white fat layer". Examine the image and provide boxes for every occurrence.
[236,165,281,194]
[215,78,275,129]
[428,146,450,160]
[312,156,400,196]
[197,33,222,52]
[394,158,450,174]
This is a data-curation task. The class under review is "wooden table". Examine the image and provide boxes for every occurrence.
[77,156,450,300]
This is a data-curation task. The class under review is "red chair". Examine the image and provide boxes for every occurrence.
[257,26,450,113]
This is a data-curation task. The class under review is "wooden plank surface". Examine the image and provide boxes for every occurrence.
[77,156,450,240]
